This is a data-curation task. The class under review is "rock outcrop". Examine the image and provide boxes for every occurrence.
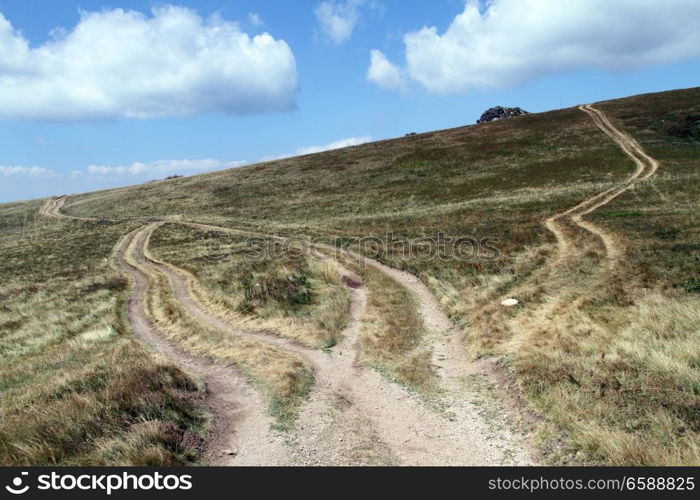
[477,106,528,124]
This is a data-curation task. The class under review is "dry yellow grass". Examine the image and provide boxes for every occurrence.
[147,223,352,349]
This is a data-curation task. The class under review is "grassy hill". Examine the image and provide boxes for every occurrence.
[1,87,698,465]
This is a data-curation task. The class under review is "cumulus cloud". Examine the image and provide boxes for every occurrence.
[315,0,368,43]
[83,159,247,177]
[0,6,299,120]
[369,0,700,93]
[0,166,58,177]
[367,50,406,90]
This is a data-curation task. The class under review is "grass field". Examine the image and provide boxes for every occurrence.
[1,87,698,465]
[0,207,207,465]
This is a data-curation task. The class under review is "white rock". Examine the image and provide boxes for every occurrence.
[501,298,519,307]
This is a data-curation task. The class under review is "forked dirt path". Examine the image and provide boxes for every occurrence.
[163,222,533,464]
[43,166,544,465]
[39,103,660,466]
[545,104,659,263]
[176,222,473,385]
[141,223,531,465]
[319,244,475,387]
[114,226,290,465]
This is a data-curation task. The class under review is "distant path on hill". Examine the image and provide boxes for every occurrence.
[545,104,660,262]
[40,196,104,221]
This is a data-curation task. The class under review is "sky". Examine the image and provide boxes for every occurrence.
[0,0,699,202]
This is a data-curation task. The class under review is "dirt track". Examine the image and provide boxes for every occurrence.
[37,101,665,465]
[39,196,90,220]
[545,104,659,263]
[114,225,290,465]
[137,222,534,465]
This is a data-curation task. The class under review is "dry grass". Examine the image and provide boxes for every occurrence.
[564,292,700,465]
[0,207,206,465]
[147,223,352,348]
[2,87,698,465]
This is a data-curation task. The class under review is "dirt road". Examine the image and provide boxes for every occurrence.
[114,225,291,465]
[134,222,534,465]
[39,107,648,465]
[545,104,659,262]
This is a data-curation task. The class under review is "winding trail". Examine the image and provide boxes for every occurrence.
[545,104,659,263]
[114,226,290,465]
[38,106,647,464]
[43,193,535,465]
[40,196,103,221]
[141,222,532,465]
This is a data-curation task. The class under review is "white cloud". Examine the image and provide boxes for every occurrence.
[248,12,263,27]
[369,0,700,93]
[0,166,58,177]
[0,159,251,202]
[0,6,298,120]
[0,159,244,181]
[83,159,247,177]
[297,136,372,155]
[263,136,373,161]
[315,0,367,43]
[367,49,406,91]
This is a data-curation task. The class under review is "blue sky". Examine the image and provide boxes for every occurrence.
[1,0,699,202]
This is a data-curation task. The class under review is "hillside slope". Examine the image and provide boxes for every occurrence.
[1,87,698,466]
